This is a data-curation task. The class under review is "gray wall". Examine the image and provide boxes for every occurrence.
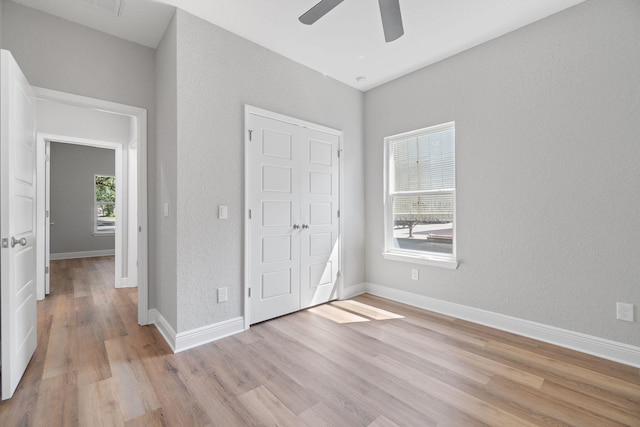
[364,0,640,347]
[0,0,3,48]
[50,142,115,254]
[1,0,158,305]
[169,10,365,332]
[154,13,178,329]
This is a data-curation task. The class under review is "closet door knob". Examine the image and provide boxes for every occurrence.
[293,224,301,230]
[301,224,309,229]
[11,237,27,247]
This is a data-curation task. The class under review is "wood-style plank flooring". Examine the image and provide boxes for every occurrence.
[1,256,639,426]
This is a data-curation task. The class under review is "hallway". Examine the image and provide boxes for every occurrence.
[0,257,168,425]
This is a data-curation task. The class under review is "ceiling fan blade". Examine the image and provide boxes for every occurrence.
[299,0,344,25]
[378,0,404,42]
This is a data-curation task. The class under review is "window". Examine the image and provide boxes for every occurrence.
[94,175,115,234]
[383,122,457,268]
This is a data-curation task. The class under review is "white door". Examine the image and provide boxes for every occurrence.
[1,50,38,400]
[247,108,340,324]
[299,127,340,308]
[248,114,302,324]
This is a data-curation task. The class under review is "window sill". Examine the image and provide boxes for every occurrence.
[382,251,459,270]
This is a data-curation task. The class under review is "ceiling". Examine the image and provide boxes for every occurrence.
[11,0,588,91]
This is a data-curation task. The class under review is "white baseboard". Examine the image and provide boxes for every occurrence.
[149,309,245,354]
[175,317,245,353]
[50,249,115,260]
[149,309,177,352]
[340,282,367,299]
[116,277,137,289]
[365,283,640,368]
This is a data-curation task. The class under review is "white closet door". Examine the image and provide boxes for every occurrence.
[247,109,341,325]
[248,114,302,324]
[300,128,340,309]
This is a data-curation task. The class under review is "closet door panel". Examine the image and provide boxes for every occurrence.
[300,129,340,308]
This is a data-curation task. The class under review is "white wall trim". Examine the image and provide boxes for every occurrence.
[50,249,115,260]
[149,309,177,352]
[118,278,137,289]
[150,310,246,354]
[365,283,640,368]
[340,282,367,299]
[175,317,245,353]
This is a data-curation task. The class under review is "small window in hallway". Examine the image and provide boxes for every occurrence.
[94,175,115,234]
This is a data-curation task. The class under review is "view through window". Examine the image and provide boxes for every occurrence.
[95,175,115,234]
[386,122,455,258]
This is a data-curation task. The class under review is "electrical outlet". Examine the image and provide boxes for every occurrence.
[217,287,228,303]
[616,302,634,322]
[411,269,419,281]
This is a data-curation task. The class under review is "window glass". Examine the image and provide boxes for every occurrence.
[95,175,115,233]
[386,123,455,259]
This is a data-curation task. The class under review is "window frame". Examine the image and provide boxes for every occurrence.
[383,122,459,269]
[94,174,116,235]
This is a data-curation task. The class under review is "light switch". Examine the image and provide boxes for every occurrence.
[219,205,228,219]
[163,203,169,217]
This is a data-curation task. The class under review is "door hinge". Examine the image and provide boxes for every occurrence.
[139,226,142,232]
[248,288,252,298]
[248,129,253,141]
[248,209,252,219]
[337,209,340,218]
[45,210,50,218]
[338,149,343,158]
[45,266,49,274]
[2,238,8,248]
[45,154,50,162]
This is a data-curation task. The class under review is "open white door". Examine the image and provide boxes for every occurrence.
[1,50,38,400]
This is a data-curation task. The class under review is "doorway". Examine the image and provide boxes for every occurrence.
[34,87,149,325]
[46,141,118,294]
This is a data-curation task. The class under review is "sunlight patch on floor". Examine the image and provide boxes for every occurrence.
[307,304,370,324]
[307,300,404,324]
[331,300,404,321]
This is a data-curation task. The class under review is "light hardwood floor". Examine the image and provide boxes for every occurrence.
[0,257,638,426]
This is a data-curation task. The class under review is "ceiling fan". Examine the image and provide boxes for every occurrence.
[299,0,404,43]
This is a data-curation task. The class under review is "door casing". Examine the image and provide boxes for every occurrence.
[37,135,123,293]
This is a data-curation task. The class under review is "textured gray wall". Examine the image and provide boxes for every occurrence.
[364,0,640,346]
[172,10,365,332]
[50,142,115,254]
[1,0,158,306]
[154,13,178,329]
